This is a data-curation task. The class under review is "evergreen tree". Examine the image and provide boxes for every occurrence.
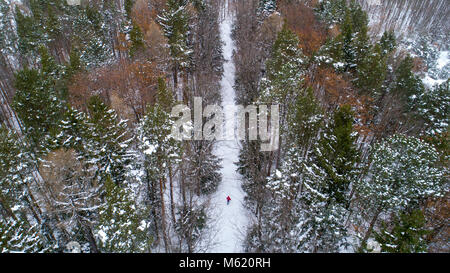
[125,0,135,19]
[248,156,303,252]
[96,176,151,252]
[71,5,113,67]
[13,63,64,152]
[285,105,357,252]
[39,149,101,253]
[0,126,52,252]
[269,144,347,253]
[315,105,359,206]
[356,135,444,247]
[0,126,29,220]
[375,210,429,253]
[45,5,61,42]
[136,88,181,250]
[316,0,347,25]
[158,0,192,86]
[297,163,348,253]
[356,43,387,97]
[379,30,396,57]
[287,87,323,156]
[129,21,145,58]
[65,47,84,79]
[53,106,89,154]
[417,79,449,135]
[15,6,44,56]
[0,218,47,253]
[156,77,174,110]
[258,0,277,15]
[85,96,132,185]
[323,1,369,72]
[260,24,305,105]
[185,141,222,195]
[392,55,425,110]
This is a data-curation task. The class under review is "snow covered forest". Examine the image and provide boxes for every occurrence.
[0,0,448,253]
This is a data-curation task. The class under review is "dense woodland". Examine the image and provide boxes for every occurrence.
[0,0,448,253]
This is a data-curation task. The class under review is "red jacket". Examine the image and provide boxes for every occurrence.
[226,196,231,201]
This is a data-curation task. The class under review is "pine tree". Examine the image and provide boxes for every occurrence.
[296,147,348,253]
[53,106,89,153]
[315,105,359,206]
[72,5,113,67]
[417,79,449,135]
[260,24,305,105]
[316,0,347,25]
[185,141,222,195]
[45,5,61,42]
[158,0,192,86]
[0,218,47,253]
[287,87,323,155]
[393,55,425,111]
[357,135,444,247]
[258,0,277,15]
[13,62,65,152]
[96,176,151,252]
[247,92,353,253]
[379,30,396,57]
[375,210,429,253]
[129,21,145,58]
[289,105,358,252]
[0,126,29,220]
[251,147,305,252]
[137,92,181,251]
[0,126,53,252]
[85,96,132,185]
[156,77,174,110]
[39,149,101,253]
[125,0,135,19]
[356,43,387,97]
[15,6,44,56]
[323,1,370,72]
[65,47,84,80]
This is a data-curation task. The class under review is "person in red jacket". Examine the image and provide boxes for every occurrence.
[226,196,231,205]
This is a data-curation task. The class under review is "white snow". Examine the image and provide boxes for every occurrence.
[422,50,449,88]
[436,51,449,70]
[208,4,249,253]
[422,75,446,88]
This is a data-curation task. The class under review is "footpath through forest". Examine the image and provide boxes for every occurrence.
[208,2,248,253]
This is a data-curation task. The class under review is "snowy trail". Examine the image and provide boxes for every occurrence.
[208,4,248,253]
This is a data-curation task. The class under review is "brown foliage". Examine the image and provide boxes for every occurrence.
[306,66,374,136]
[279,1,327,56]
[412,56,427,73]
[131,1,169,65]
[425,194,450,253]
[68,59,161,121]
[39,149,94,212]
[306,67,351,108]
[260,12,283,46]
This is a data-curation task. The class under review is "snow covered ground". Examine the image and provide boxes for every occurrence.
[422,50,449,88]
[207,4,249,253]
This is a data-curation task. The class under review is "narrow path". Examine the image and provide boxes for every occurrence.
[209,3,248,253]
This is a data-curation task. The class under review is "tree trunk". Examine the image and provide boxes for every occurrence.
[173,66,178,100]
[361,206,383,250]
[169,165,176,225]
[84,224,100,253]
[159,176,169,252]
